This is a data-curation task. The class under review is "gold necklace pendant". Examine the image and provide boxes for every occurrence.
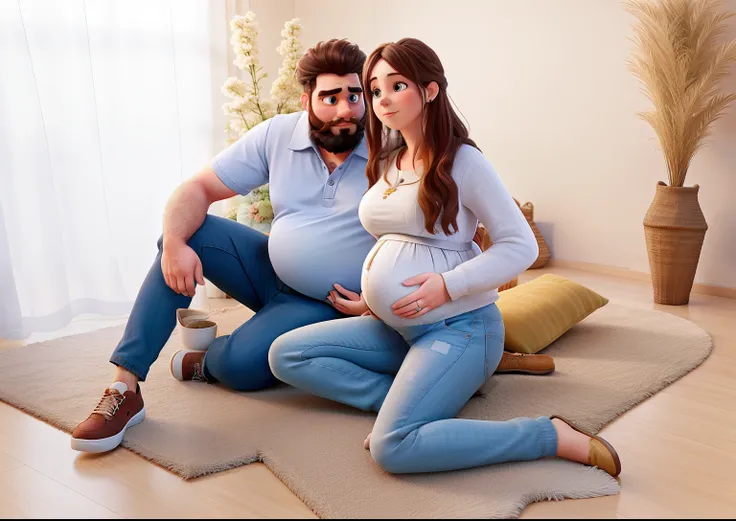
[383,187,398,199]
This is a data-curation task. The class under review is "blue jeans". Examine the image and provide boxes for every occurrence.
[269,304,558,474]
[110,215,344,391]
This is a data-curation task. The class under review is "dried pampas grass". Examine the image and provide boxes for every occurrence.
[625,0,736,187]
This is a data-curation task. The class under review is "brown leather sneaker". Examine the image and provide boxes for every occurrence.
[495,351,555,375]
[169,350,207,381]
[71,382,145,453]
[551,415,622,477]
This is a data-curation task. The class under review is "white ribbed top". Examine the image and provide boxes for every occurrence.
[358,144,538,328]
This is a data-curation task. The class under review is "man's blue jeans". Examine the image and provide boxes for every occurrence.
[110,215,344,391]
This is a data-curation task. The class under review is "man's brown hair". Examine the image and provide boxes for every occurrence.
[296,39,366,97]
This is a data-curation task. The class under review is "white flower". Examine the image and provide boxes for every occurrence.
[270,18,303,110]
[222,77,247,99]
[229,12,261,73]
[229,118,247,135]
[233,54,254,69]
[229,16,246,31]
[223,12,303,163]
[223,95,255,116]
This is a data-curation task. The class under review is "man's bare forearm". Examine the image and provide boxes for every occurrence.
[162,181,210,248]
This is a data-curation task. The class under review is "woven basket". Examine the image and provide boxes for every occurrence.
[498,277,518,292]
[643,181,708,305]
[474,199,551,269]
[516,200,551,269]
[472,224,492,251]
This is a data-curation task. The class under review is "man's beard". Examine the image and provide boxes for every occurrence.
[308,111,365,154]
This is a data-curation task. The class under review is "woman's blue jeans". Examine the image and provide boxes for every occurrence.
[269,303,558,474]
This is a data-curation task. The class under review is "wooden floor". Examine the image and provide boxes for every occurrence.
[1,266,735,518]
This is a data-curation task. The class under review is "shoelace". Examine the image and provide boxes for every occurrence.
[192,362,206,382]
[92,389,125,420]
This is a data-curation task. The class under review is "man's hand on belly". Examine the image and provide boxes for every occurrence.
[391,272,451,319]
[361,308,380,320]
[327,283,370,316]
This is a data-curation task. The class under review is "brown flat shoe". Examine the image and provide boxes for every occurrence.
[496,351,555,375]
[551,415,621,477]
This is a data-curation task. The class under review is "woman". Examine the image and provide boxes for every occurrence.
[269,38,620,477]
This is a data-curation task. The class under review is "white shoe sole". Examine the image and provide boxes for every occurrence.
[70,407,146,453]
[170,350,187,380]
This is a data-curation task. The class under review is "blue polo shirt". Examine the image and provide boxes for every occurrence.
[211,111,376,301]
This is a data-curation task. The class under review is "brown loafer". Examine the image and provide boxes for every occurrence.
[495,351,555,375]
[551,415,622,477]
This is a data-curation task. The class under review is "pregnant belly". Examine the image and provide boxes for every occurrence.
[268,216,375,301]
[361,240,456,327]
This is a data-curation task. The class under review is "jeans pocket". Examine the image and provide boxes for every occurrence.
[442,314,476,335]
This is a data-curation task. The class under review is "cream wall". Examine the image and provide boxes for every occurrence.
[233,0,736,288]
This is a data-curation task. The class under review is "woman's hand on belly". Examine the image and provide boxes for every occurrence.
[391,272,452,319]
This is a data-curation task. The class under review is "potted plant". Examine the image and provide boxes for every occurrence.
[625,0,736,305]
[220,12,303,233]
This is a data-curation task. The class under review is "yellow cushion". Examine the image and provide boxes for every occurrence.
[497,274,609,354]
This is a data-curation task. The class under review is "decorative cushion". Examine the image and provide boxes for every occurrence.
[496,274,609,354]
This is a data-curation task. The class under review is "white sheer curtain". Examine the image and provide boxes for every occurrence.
[0,0,223,340]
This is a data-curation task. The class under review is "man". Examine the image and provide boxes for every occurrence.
[70,38,552,454]
[71,39,376,453]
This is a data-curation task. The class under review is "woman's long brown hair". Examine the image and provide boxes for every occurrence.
[362,38,479,235]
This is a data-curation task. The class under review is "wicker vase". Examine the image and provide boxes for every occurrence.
[643,181,708,305]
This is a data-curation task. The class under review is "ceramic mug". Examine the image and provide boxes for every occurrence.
[176,308,217,351]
